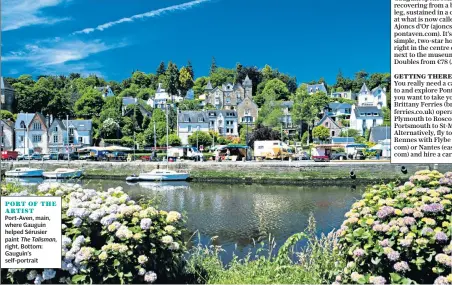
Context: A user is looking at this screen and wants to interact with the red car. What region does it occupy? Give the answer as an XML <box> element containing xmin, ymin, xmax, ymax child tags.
<box><xmin>1</xmin><ymin>151</ymin><xmax>19</xmax><ymax>160</ymax></box>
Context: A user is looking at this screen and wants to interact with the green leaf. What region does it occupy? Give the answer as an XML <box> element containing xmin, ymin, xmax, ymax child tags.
<box><xmin>72</xmin><ymin>275</ymin><xmax>86</xmax><ymax>283</ymax></box>
<box><xmin>357</xmin><ymin>276</ymin><xmax>367</xmax><ymax>284</ymax></box>
<box><xmin>390</xmin><ymin>272</ymin><xmax>402</xmax><ymax>283</ymax></box>
<box><xmin>113</xmin><ymin>259</ymin><xmax>120</xmax><ymax>266</ymax></box>
<box><xmin>124</xmin><ymin>272</ymin><xmax>133</xmax><ymax>277</ymax></box>
<box><xmin>371</xmin><ymin>257</ymin><xmax>381</xmax><ymax>265</ymax></box>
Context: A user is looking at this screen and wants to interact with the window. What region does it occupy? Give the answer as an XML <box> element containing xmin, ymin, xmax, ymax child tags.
<box><xmin>325</xmin><ymin>122</ymin><xmax>329</xmax><ymax>127</ymax></box>
<box><xmin>373</xmin><ymin>119</ymin><xmax>377</xmax><ymax>127</ymax></box>
<box><xmin>373</xmin><ymin>113</ymin><xmax>378</xmax><ymax>116</ymax></box>
<box><xmin>69</xmin><ymin>128</ymin><xmax>74</xmax><ymax>135</ymax></box>
<box><xmin>20</xmin><ymin>121</ymin><xmax>26</xmax><ymax>128</ymax></box>
<box><xmin>33</xmin><ymin>122</ymin><xmax>41</xmax><ymax>130</ymax></box>
<box><xmin>32</xmin><ymin>135</ymin><xmax>42</xmax><ymax>143</ymax></box>
<box><xmin>53</xmin><ymin>135</ymin><xmax>58</xmax><ymax>143</ymax></box>
<box><xmin>332</xmin><ymin>131</ymin><xmax>335</xmax><ymax>136</ymax></box>
<box><xmin>19</xmin><ymin>136</ymin><xmax>24</xmax><ymax>142</ymax></box>
<box><xmin>53</xmin><ymin>126</ymin><xmax>58</xmax><ymax>132</ymax></box>
<box><xmin>79</xmin><ymin>137</ymin><xmax>83</xmax><ymax>144</ymax></box>
<box><xmin>226</xmin><ymin>98</ymin><xmax>231</xmax><ymax>104</ymax></box>
<box><xmin>188</xmin><ymin>125</ymin><xmax>192</xmax><ymax>132</ymax></box>
<box><xmin>198</xmin><ymin>116</ymin><xmax>203</xmax><ymax>122</ymax></box>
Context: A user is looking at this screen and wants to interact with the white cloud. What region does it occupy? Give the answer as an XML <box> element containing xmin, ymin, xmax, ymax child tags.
<box><xmin>2</xmin><ymin>39</ymin><xmax>128</xmax><ymax>76</ymax></box>
<box><xmin>2</xmin><ymin>0</ymin><xmax>70</xmax><ymax>31</ymax></box>
<box><xmin>73</xmin><ymin>0</ymin><xmax>212</xmax><ymax>35</ymax></box>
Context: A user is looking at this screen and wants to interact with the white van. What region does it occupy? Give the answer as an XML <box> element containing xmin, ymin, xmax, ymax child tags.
<box><xmin>253</xmin><ymin>140</ymin><xmax>293</xmax><ymax>160</ymax></box>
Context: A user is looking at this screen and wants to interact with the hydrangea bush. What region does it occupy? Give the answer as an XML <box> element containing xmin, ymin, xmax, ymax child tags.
<box><xmin>0</xmin><ymin>183</ymin><xmax>185</xmax><ymax>284</ymax></box>
<box><xmin>335</xmin><ymin>170</ymin><xmax>452</xmax><ymax>284</ymax></box>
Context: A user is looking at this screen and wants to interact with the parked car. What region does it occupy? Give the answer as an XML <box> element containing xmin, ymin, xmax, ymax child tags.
<box><xmin>59</xmin><ymin>152</ymin><xmax>79</xmax><ymax>160</ymax></box>
<box><xmin>18</xmin><ymin>154</ymin><xmax>30</xmax><ymax>160</ymax></box>
<box><xmin>356</xmin><ymin>150</ymin><xmax>366</xmax><ymax>160</ymax></box>
<box><xmin>43</xmin><ymin>154</ymin><xmax>51</xmax><ymax>160</ymax></box>
<box><xmin>331</xmin><ymin>152</ymin><xmax>348</xmax><ymax>160</ymax></box>
<box><xmin>298</xmin><ymin>151</ymin><xmax>310</xmax><ymax>160</ymax></box>
<box><xmin>1</xmin><ymin>150</ymin><xmax>19</xmax><ymax>160</ymax></box>
<box><xmin>78</xmin><ymin>152</ymin><xmax>91</xmax><ymax>160</ymax></box>
<box><xmin>31</xmin><ymin>153</ymin><xmax>43</xmax><ymax>160</ymax></box>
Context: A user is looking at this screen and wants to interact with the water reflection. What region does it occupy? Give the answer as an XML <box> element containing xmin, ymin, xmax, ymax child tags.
<box><xmin>7</xmin><ymin>178</ymin><xmax>364</xmax><ymax>262</ymax></box>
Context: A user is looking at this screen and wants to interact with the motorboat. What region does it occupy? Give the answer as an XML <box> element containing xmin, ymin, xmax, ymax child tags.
<box><xmin>126</xmin><ymin>175</ymin><xmax>140</xmax><ymax>182</ymax></box>
<box><xmin>43</xmin><ymin>168</ymin><xmax>83</xmax><ymax>179</ymax></box>
<box><xmin>137</xmin><ymin>169</ymin><xmax>190</xmax><ymax>181</ymax></box>
<box><xmin>5</xmin><ymin>168</ymin><xmax>44</xmax><ymax>178</ymax></box>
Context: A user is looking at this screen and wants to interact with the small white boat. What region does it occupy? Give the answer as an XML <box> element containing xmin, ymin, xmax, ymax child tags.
<box><xmin>43</xmin><ymin>168</ymin><xmax>83</xmax><ymax>179</ymax></box>
<box><xmin>137</xmin><ymin>169</ymin><xmax>190</xmax><ymax>181</ymax></box>
<box><xmin>5</xmin><ymin>168</ymin><xmax>44</xmax><ymax>178</ymax></box>
<box><xmin>126</xmin><ymin>175</ymin><xmax>140</xmax><ymax>182</ymax></box>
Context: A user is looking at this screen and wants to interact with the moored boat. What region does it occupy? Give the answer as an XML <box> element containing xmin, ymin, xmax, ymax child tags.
<box><xmin>138</xmin><ymin>169</ymin><xmax>190</xmax><ymax>181</ymax></box>
<box><xmin>43</xmin><ymin>168</ymin><xmax>83</xmax><ymax>179</ymax></box>
<box><xmin>5</xmin><ymin>168</ymin><xmax>44</xmax><ymax>178</ymax></box>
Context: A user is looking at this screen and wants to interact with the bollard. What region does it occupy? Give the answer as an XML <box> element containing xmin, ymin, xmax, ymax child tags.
<box><xmin>350</xmin><ymin>170</ymin><xmax>356</xmax><ymax>179</ymax></box>
<box><xmin>401</xmin><ymin>166</ymin><xmax>407</xmax><ymax>174</ymax></box>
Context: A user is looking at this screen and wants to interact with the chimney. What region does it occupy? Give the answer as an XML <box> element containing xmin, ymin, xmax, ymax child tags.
<box><xmin>46</xmin><ymin>115</ymin><xmax>50</xmax><ymax>127</ymax></box>
<box><xmin>50</xmin><ymin>114</ymin><xmax>54</xmax><ymax>125</ymax></box>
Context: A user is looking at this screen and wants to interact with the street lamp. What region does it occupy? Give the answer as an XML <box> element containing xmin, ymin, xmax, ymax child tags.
<box><xmin>196</xmin><ymin>126</ymin><xmax>199</xmax><ymax>150</ymax></box>
<box><xmin>245</xmin><ymin>117</ymin><xmax>249</xmax><ymax>161</ymax></box>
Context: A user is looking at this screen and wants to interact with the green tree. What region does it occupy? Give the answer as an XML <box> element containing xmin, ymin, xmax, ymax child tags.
<box><xmin>131</xmin><ymin>71</ymin><xmax>151</xmax><ymax>88</ymax></box>
<box><xmin>30</xmin><ymin>85</ymin><xmax>52</xmax><ymax>113</ymax></box>
<box><xmin>119</xmin><ymin>86</ymin><xmax>139</xmax><ymax>98</ymax></box>
<box><xmin>188</xmin><ymin>131</ymin><xmax>212</xmax><ymax>148</ymax></box>
<box><xmin>17</xmin><ymin>74</ymin><xmax>34</xmax><ymax>86</ymax></box>
<box><xmin>210</xmin><ymin>68</ymin><xmax>235</xmax><ymax>87</ymax></box>
<box><xmin>261</xmin><ymin>78</ymin><xmax>290</xmax><ymax>101</ymax></box>
<box><xmin>74</xmin><ymin>88</ymin><xmax>104</xmax><ymax>118</ymax></box>
<box><xmin>186</xmin><ymin>60</ymin><xmax>194</xmax><ymax>79</ymax></box>
<box><xmin>121</xmin><ymin>117</ymin><xmax>134</xmax><ymax>137</ymax></box>
<box><xmin>193</xmin><ymin>77</ymin><xmax>208</xmax><ymax>97</ymax></box>
<box><xmin>179</xmin><ymin>67</ymin><xmax>194</xmax><ymax>96</ymax></box>
<box><xmin>164</xmin><ymin>62</ymin><xmax>180</xmax><ymax>96</ymax></box>
<box><xmin>158</xmin><ymin>134</ymin><xmax>181</xmax><ymax>147</ymax></box>
<box><xmin>0</xmin><ymin>110</ymin><xmax>14</xmax><ymax>120</ymax></box>
<box><xmin>210</xmin><ymin>57</ymin><xmax>217</xmax><ymax>75</ymax></box>
<box><xmin>312</xmin><ymin>126</ymin><xmax>330</xmax><ymax>142</ymax></box>
<box><xmin>46</xmin><ymin>90</ymin><xmax>72</xmax><ymax>118</ymax></box>
<box><xmin>137</xmin><ymin>88</ymin><xmax>155</xmax><ymax>100</ymax></box>
<box><xmin>178</xmin><ymin>100</ymin><xmax>201</xmax><ymax>111</ymax></box>
<box><xmin>144</xmin><ymin>121</ymin><xmax>166</xmax><ymax>146</ymax></box>
<box><xmin>151</xmin><ymin>108</ymin><xmax>166</xmax><ymax>123</ymax></box>
<box><xmin>156</xmin><ymin>62</ymin><xmax>166</xmax><ymax>77</ymax></box>
<box><xmin>12</xmin><ymin>82</ymin><xmax>33</xmax><ymax>112</ymax></box>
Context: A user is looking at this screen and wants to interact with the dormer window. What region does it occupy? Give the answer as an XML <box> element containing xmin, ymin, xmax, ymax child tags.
<box><xmin>54</xmin><ymin>126</ymin><xmax>58</xmax><ymax>132</ymax></box>
<box><xmin>373</xmin><ymin>113</ymin><xmax>378</xmax><ymax>116</ymax></box>
<box><xmin>198</xmin><ymin>116</ymin><xmax>203</xmax><ymax>122</ymax></box>
<box><xmin>20</xmin><ymin>121</ymin><xmax>26</xmax><ymax>128</ymax></box>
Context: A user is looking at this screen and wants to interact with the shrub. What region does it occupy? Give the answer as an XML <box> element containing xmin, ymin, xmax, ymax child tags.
<box><xmin>336</xmin><ymin>170</ymin><xmax>452</xmax><ymax>284</ymax></box>
<box><xmin>188</xmin><ymin>131</ymin><xmax>212</xmax><ymax>148</ymax></box>
<box><xmin>1</xmin><ymin>183</ymin><xmax>185</xmax><ymax>284</ymax></box>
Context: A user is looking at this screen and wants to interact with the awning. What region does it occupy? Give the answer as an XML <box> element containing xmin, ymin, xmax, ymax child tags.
<box><xmin>369</xmin><ymin>144</ymin><xmax>383</xmax><ymax>150</ymax></box>
<box><xmin>104</xmin><ymin>146</ymin><xmax>133</xmax><ymax>151</ymax></box>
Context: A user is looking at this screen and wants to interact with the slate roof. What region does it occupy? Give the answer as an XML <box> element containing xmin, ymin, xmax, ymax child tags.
<box><xmin>242</xmin><ymin>75</ymin><xmax>252</xmax><ymax>86</ymax></box>
<box><xmin>206</xmin><ymin>110</ymin><xmax>237</xmax><ymax>117</ymax></box>
<box><xmin>329</xmin><ymin>102</ymin><xmax>351</xmax><ymax>109</ymax></box>
<box><xmin>331</xmin><ymin>137</ymin><xmax>355</xmax><ymax>144</ymax></box>
<box><xmin>205</xmin><ymin>81</ymin><xmax>213</xmax><ymax>90</ymax></box>
<box><xmin>1</xmin><ymin>77</ymin><xmax>13</xmax><ymax>90</ymax></box>
<box><xmin>369</xmin><ymin>126</ymin><xmax>391</xmax><ymax>143</ymax></box>
<box><xmin>354</xmin><ymin>106</ymin><xmax>382</xmax><ymax>117</ymax></box>
<box><xmin>315</xmin><ymin>114</ymin><xmax>341</xmax><ymax>128</ymax></box>
<box><xmin>64</xmin><ymin>120</ymin><xmax>93</xmax><ymax>131</ymax></box>
<box><xmin>178</xmin><ymin>111</ymin><xmax>209</xmax><ymax>123</ymax></box>
<box><xmin>15</xmin><ymin>113</ymin><xmax>35</xmax><ymax>129</ymax></box>
<box><xmin>307</xmin><ymin>83</ymin><xmax>327</xmax><ymax>94</ymax></box>
<box><xmin>359</xmin><ymin>83</ymin><xmax>370</xmax><ymax>94</ymax></box>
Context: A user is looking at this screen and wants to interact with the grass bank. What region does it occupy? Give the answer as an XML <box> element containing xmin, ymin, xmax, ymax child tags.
<box><xmin>185</xmin><ymin>215</ymin><xmax>344</xmax><ymax>284</ymax></box>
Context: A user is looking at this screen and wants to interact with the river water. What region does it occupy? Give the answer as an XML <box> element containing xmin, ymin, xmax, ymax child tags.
<box><xmin>7</xmin><ymin>178</ymin><xmax>365</xmax><ymax>262</ymax></box>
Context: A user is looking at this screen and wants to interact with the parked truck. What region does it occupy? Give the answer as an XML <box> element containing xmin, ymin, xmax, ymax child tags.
<box><xmin>167</xmin><ymin>146</ymin><xmax>204</xmax><ymax>161</ymax></box>
<box><xmin>253</xmin><ymin>140</ymin><xmax>293</xmax><ymax>160</ymax></box>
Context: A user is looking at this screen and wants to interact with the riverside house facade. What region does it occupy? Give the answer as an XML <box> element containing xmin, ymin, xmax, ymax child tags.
<box><xmin>349</xmin><ymin>105</ymin><xmax>383</xmax><ymax>135</ymax></box>
<box><xmin>206</xmin><ymin>110</ymin><xmax>239</xmax><ymax>137</ymax></box>
<box><xmin>0</xmin><ymin>119</ymin><xmax>14</xmax><ymax>151</ymax></box>
<box><xmin>178</xmin><ymin>111</ymin><xmax>210</xmax><ymax>145</ymax></box>
<box><xmin>14</xmin><ymin>112</ymin><xmax>49</xmax><ymax>154</ymax></box>
<box><xmin>48</xmin><ymin>119</ymin><xmax>93</xmax><ymax>153</ymax></box>
<box><xmin>204</xmin><ymin>75</ymin><xmax>253</xmax><ymax>110</ymax></box>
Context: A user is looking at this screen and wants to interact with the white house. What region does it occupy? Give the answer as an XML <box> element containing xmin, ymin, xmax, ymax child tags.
<box><xmin>177</xmin><ymin>111</ymin><xmax>210</xmax><ymax>145</ymax></box>
<box><xmin>331</xmin><ymin>90</ymin><xmax>355</xmax><ymax>100</ymax></box>
<box><xmin>349</xmin><ymin>105</ymin><xmax>384</xmax><ymax>135</ymax></box>
<box><xmin>14</xmin><ymin>113</ymin><xmax>49</xmax><ymax>154</ymax></box>
<box><xmin>149</xmin><ymin>83</ymin><xmax>184</xmax><ymax>109</ymax></box>
<box><xmin>328</xmin><ymin>102</ymin><xmax>352</xmax><ymax>119</ymax></box>
<box><xmin>357</xmin><ymin>83</ymin><xmax>387</xmax><ymax>108</ymax></box>
<box><xmin>206</xmin><ymin>110</ymin><xmax>239</xmax><ymax>137</ymax></box>
<box><xmin>306</xmin><ymin>83</ymin><xmax>327</xmax><ymax>94</ymax></box>
<box><xmin>48</xmin><ymin>119</ymin><xmax>93</xmax><ymax>153</ymax></box>
<box><xmin>0</xmin><ymin>119</ymin><xmax>14</xmax><ymax>151</ymax></box>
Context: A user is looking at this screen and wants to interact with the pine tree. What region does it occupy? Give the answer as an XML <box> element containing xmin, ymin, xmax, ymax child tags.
<box><xmin>156</xmin><ymin>62</ymin><xmax>166</xmax><ymax>77</ymax></box>
<box><xmin>187</xmin><ymin>60</ymin><xmax>194</xmax><ymax>79</ymax></box>
<box><xmin>210</xmin><ymin>56</ymin><xmax>217</xmax><ymax>75</ymax></box>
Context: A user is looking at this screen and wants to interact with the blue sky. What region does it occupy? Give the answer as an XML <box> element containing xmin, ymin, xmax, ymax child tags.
<box><xmin>2</xmin><ymin>0</ymin><xmax>390</xmax><ymax>85</ymax></box>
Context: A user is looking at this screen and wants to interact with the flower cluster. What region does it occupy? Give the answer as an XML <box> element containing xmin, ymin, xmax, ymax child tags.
<box><xmin>337</xmin><ymin>170</ymin><xmax>452</xmax><ymax>284</ymax></box>
<box><xmin>1</xmin><ymin>183</ymin><xmax>185</xmax><ymax>285</ymax></box>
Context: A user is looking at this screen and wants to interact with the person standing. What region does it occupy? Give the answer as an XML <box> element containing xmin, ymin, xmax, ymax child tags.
<box><xmin>226</xmin><ymin>148</ymin><xmax>230</xmax><ymax>161</ymax></box>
